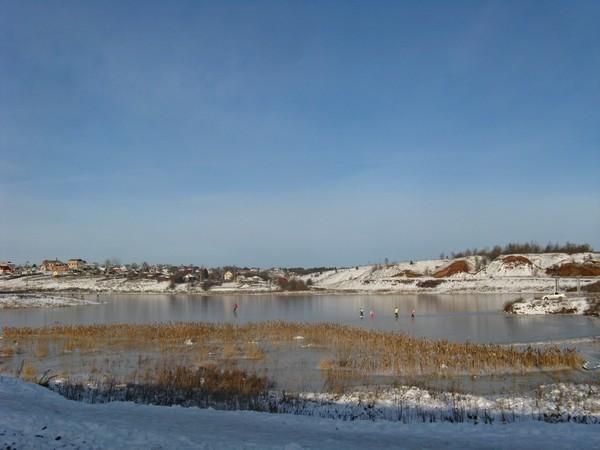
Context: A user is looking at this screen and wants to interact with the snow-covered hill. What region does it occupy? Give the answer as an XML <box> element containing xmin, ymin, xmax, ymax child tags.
<box><xmin>303</xmin><ymin>252</ymin><xmax>600</xmax><ymax>293</ymax></box>
<box><xmin>0</xmin><ymin>253</ymin><xmax>598</xmax><ymax>296</ymax></box>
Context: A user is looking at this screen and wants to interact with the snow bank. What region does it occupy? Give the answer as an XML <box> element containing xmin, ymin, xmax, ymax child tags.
<box><xmin>507</xmin><ymin>297</ymin><xmax>592</xmax><ymax>315</ymax></box>
<box><xmin>294</xmin><ymin>383</ymin><xmax>600</xmax><ymax>424</ymax></box>
<box><xmin>47</xmin><ymin>378</ymin><xmax>600</xmax><ymax>425</ymax></box>
<box><xmin>0</xmin><ymin>293</ymin><xmax>100</xmax><ymax>309</ymax></box>
<box><xmin>1</xmin><ymin>376</ymin><xmax>599</xmax><ymax>449</ymax></box>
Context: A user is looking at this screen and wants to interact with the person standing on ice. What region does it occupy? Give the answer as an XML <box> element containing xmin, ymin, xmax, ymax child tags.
<box><xmin>411</xmin><ymin>309</ymin><xmax>416</xmax><ymax>318</ymax></box>
<box><xmin>369</xmin><ymin>310</ymin><xmax>375</xmax><ymax>319</ymax></box>
<box><xmin>233</xmin><ymin>303</ymin><xmax>239</xmax><ymax>313</ymax></box>
<box><xmin>394</xmin><ymin>307</ymin><xmax>399</xmax><ymax>319</ymax></box>
<box><xmin>359</xmin><ymin>308</ymin><xmax>364</xmax><ymax>319</ymax></box>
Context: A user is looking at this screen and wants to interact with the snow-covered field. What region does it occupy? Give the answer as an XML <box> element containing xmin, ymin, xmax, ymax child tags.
<box><xmin>0</xmin><ymin>293</ymin><xmax>100</xmax><ymax>309</ymax></box>
<box><xmin>1</xmin><ymin>376</ymin><xmax>599</xmax><ymax>449</ymax></box>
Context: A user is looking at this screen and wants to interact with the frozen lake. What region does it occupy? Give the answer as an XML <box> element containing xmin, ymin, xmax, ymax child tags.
<box><xmin>1</xmin><ymin>293</ymin><xmax>599</xmax><ymax>345</ymax></box>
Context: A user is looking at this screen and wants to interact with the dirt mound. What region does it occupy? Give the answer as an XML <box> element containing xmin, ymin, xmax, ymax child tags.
<box><xmin>502</xmin><ymin>255</ymin><xmax>532</xmax><ymax>267</ymax></box>
<box><xmin>546</xmin><ymin>263</ymin><xmax>600</xmax><ymax>277</ymax></box>
<box><xmin>392</xmin><ymin>270</ymin><xmax>422</xmax><ymax>278</ymax></box>
<box><xmin>433</xmin><ymin>260</ymin><xmax>469</xmax><ymax>278</ymax></box>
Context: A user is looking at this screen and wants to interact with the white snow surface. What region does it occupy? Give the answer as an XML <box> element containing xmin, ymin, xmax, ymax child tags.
<box><xmin>0</xmin><ymin>293</ymin><xmax>100</xmax><ymax>309</ymax></box>
<box><xmin>508</xmin><ymin>296</ymin><xmax>592</xmax><ymax>315</ymax></box>
<box><xmin>1</xmin><ymin>376</ymin><xmax>599</xmax><ymax>450</ymax></box>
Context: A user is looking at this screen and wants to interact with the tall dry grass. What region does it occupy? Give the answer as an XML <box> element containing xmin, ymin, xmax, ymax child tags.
<box><xmin>155</xmin><ymin>365</ymin><xmax>268</xmax><ymax>397</ymax></box>
<box><xmin>3</xmin><ymin>322</ymin><xmax>582</xmax><ymax>377</ymax></box>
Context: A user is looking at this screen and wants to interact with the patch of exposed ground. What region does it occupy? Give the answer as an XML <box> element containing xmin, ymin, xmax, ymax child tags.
<box><xmin>502</xmin><ymin>256</ymin><xmax>533</xmax><ymax>267</ymax></box>
<box><xmin>546</xmin><ymin>262</ymin><xmax>600</xmax><ymax>277</ymax></box>
<box><xmin>392</xmin><ymin>270</ymin><xmax>422</xmax><ymax>278</ymax></box>
<box><xmin>433</xmin><ymin>260</ymin><xmax>470</xmax><ymax>278</ymax></box>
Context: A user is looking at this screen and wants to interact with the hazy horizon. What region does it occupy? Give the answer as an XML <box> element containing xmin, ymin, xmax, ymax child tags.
<box><xmin>2</xmin><ymin>1</ymin><xmax>599</xmax><ymax>266</ymax></box>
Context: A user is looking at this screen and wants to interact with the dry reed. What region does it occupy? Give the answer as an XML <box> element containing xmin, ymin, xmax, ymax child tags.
<box><xmin>3</xmin><ymin>322</ymin><xmax>583</xmax><ymax>376</ymax></box>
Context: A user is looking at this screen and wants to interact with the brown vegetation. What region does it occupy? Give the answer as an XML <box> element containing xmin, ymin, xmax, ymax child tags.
<box><xmin>433</xmin><ymin>260</ymin><xmax>470</xmax><ymax>278</ymax></box>
<box><xmin>503</xmin><ymin>297</ymin><xmax>525</xmax><ymax>313</ymax></box>
<box><xmin>502</xmin><ymin>256</ymin><xmax>533</xmax><ymax>267</ymax></box>
<box><xmin>3</xmin><ymin>322</ymin><xmax>582</xmax><ymax>378</ymax></box>
<box><xmin>155</xmin><ymin>365</ymin><xmax>268</xmax><ymax>397</ymax></box>
<box><xmin>416</xmin><ymin>279</ymin><xmax>444</xmax><ymax>288</ymax></box>
<box><xmin>393</xmin><ymin>270</ymin><xmax>422</xmax><ymax>278</ymax></box>
<box><xmin>546</xmin><ymin>263</ymin><xmax>600</xmax><ymax>277</ymax></box>
<box><xmin>278</xmin><ymin>277</ymin><xmax>308</xmax><ymax>291</ymax></box>
<box><xmin>50</xmin><ymin>365</ymin><xmax>270</xmax><ymax>410</ymax></box>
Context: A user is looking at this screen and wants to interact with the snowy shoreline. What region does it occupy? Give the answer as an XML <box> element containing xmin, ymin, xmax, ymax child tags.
<box><xmin>0</xmin><ymin>293</ymin><xmax>101</xmax><ymax>309</ymax></box>
<box><xmin>47</xmin><ymin>378</ymin><xmax>600</xmax><ymax>425</ymax></box>
<box><xmin>506</xmin><ymin>296</ymin><xmax>599</xmax><ymax>316</ymax></box>
<box><xmin>0</xmin><ymin>274</ymin><xmax>597</xmax><ymax>296</ymax></box>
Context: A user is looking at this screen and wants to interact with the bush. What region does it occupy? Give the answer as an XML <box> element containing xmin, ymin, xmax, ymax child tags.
<box><xmin>503</xmin><ymin>297</ymin><xmax>525</xmax><ymax>313</ymax></box>
<box><xmin>278</xmin><ymin>277</ymin><xmax>307</xmax><ymax>291</ymax></box>
<box><xmin>202</xmin><ymin>279</ymin><xmax>221</xmax><ymax>291</ymax></box>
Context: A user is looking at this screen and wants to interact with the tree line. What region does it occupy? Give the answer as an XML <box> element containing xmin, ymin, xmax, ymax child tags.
<box><xmin>441</xmin><ymin>242</ymin><xmax>594</xmax><ymax>261</ymax></box>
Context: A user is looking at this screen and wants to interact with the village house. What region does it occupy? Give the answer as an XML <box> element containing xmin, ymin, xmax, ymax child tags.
<box><xmin>68</xmin><ymin>258</ymin><xmax>87</xmax><ymax>271</ymax></box>
<box><xmin>40</xmin><ymin>259</ymin><xmax>69</xmax><ymax>274</ymax></box>
<box><xmin>223</xmin><ymin>270</ymin><xmax>234</xmax><ymax>281</ymax></box>
<box><xmin>183</xmin><ymin>273</ymin><xmax>197</xmax><ymax>282</ymax></box>
<box><xmin>0</xmin><ymin>262</ymin><xmax>14</xmax><ymax>274</ymax></box>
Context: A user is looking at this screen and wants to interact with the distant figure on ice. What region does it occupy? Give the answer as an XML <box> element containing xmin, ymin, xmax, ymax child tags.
<box><xmin>394</xmin><ymin>307</ymin><xmax>399</xmax><ymax>319</ymax></box>
<box><xmin>233</xmin><ymin>303</ymin><xmax>239</xmax><ymax>313</ymax></box>
<box><xmin>369</xmin><ymin>310</ymin><xmax>375</xmax><ymax>319</ymax></box>
<box><xmin>411</xmin><ymin>309</ymin><xmax>416</xmax><ymax>318</ymax></box>
<box><xmin>359</xmin><ymin>308</ymin><xmax>364</xmax><ymax>319</ymax></box>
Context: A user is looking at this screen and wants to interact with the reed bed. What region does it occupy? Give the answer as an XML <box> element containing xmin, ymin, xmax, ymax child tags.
<box><xmin>155</xmin><ymin>365</ymin><xmax>268</xmax><ymax>397</ymax></box>
<box><xmin>2</xmin><ymin>322</ymin><xmax>582</xmax><ymax>376</ymax></box>
<box><xmin>50</xmin><ymin>364</ymin><xmax>270</xmax><ymax>411</ymax></box>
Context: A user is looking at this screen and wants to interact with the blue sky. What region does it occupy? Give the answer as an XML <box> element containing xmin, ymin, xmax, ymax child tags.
<box><xmin>1</xmin><ymin>0</ymin><xmax>599</xmax><ymax>266</ymax></box>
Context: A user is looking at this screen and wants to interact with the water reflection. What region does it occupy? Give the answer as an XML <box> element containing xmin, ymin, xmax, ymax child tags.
<box><xmin>1</xmin><ymin>293</ymin><xmax>598</xmax><ymax>344</ymax></box>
